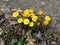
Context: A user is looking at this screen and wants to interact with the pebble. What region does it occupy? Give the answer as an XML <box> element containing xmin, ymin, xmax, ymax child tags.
<box><xmin>51</xmin><ymin>41</ymin><xmax>56</xmax><ymax>45</ymax></box>
<box><xmin>41</xmin><ymin>1</ymin><xmax>46</xmax><ymax>6</ymax></box>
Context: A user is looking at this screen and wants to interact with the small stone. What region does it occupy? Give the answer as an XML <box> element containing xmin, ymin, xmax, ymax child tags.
<box><xmin>41</xmin><ymin>1</ymin><xmax>46</xmax><ymax>6</ymax></box>
<box><xmin>11</xmin><ymin>9</ymin><xmax>17</xmax><ymax>11</ymax></box>
<box><xmin>51</xmin><ymin>41</ymin><xmax>56</xmax><ymax>45</ymax></box>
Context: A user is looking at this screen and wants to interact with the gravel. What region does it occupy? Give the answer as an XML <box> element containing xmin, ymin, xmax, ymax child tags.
<box><xmin>0</xmin><ymin>0</ymin><xmax>60</xmax><ymax>45</ymax></box>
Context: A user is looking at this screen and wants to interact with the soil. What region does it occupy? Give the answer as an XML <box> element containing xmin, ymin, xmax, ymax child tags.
<box><xmin>0</xmin><ymin>0</ymin><xmax>60</xmax><ymax>45</ymax></box>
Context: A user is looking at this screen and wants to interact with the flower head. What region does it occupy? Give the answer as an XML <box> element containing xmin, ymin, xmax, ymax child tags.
<box><xmin>45</xmin><ymin>16</ymin><xmax>51</xmax><ymax>21</ymax></box>
<box><xmin>37</xmin><ymin>10</ymin><xmax>43</xmax><ymax>15</ymax></box>
<box><xmin>13</xmin><ymin>11</ymin><xmax>19</xmax><ymax>18</ymax></box>
<box><xmin>17</xmin><ymin>18</ymin><xmax>23</xmax><ymax>23</ymax></box>
<box><xmin>29</xmin><ymin>22</ymin><xmax>34</xmax><ymax>27</ymax></box>
<box><xmin>32</xmin><ymin>16</ymin><xmax>38</xmax><ymax>22</ymax></box>
<box><xmin>29</xmin><ymin>9</ymin><xmax>34</xmax><ymax>13</ymax></box>
<box><xmin>24</xmin><ymin>9</ymin><xmax>29</xmax><ymax>15</ymax></box>
<box><xmin>22</xmin><ymin>13</ymin><xmax>27</xmax><ymax>17</ymax></box>
<box><xmin>23</xmin><ymin>19</ymin><xmax>30</xmax><ymax>25</ymax></box>
<box><xmin>22</xmin><ymin>9</ymin><xmax>31</xmax><ymax>17</ymax></box>
<box><xmin>44</xmin><ymin>20</ymin><xmax>49</xmax><ymax>25</ymax></box>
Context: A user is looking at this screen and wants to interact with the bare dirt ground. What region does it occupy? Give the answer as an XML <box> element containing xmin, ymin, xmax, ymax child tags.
<box><xmin>0</xmin><ymin>0</ymin><xmax>60</xmax><ymax>45</ymax></box>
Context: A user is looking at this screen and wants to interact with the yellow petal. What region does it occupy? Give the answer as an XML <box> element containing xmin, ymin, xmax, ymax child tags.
<box><xmin>45</xmin><ymin>16</ymin><xmax>51</xmax><ymax>21</ymax></box>
<box><xmin>29</xmin><ymin>9</ymin><xmax>34</xmax><ymax>13</ymax></box>
<box><xmin>23</xmin><ymin>19</ymin><xmax>30</xmax><ymax>25</ymax></box>
<box><xmin>22</xmin><ymin>13</ymin><xmax>28</xmax><ymax>17</ymax></box>
<box><xmin>17</xmin><ymin>18</ymin><xmax>23</xmax><ymax>23</ymax></box>
<box><xmin>32</xmin><ymin>16</ymin><xmax>38</xmax><ymax>22</ymax></box>
<box><xmin>13</xmin><ymin>11</ymin><xmax>19</xmax><ymax>18</ymax></box>
<box><xmin>24</xmin><ymin>9</ymin><xmax>29</xmax><ymax>15</ymax></box>
<box><xmin>44</xmin><ymin>20</ymin><xmax>49</xmax><ymax>25</ymax></box>
<box><xmin>37</xmin><ymin>10</ymin><xmax>43</xmax><ymax>15</ymax></box>
<box><xmin>29</xmin><ymin>22</ymin><xmax>34</xmax><ymax>27</ymax></box>
<box><xmin>27</xmin><ymin>13</ymin><xmax>32</xmax><ymax>17</ymax></box>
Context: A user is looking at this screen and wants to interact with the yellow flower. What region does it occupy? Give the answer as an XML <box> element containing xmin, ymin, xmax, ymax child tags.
<box><xmin>23</xmin><ymin>19</ymin><xmax>30</xmax><ymax>25</ymax></box>
<box><xmin>22</xmin><ymin>13</ymin><xmax>27</xmax><ymax>17</ymax></box>
<box><xmin>22</xmin><ymin>9</ymin><xmax>31</xmax><ymax>17</ymax></box>
<box><xmin>45</xmin><ymin>16</ymin><xmax>51</xmax><ymax>21</ymax></box>
<box><xmin>24</xmin><ymin>9</ymin><xmax>29</xmax><ymax>15</ymax></box>
<box><xmin>17</xmin><ymin>18</ymin><xmax>23</xmax><ymax>23</ymax></box>
<box><xmin>44</xmin><ymin>20</ymin><xmax>49</xmax><ymax>25</ymax></box>
<box><xmin>37</xmin><ymin>10</ymin><xmax>43</xmax><ymax>15</ymax></box>
<box><xmin>13</xmin><ymin>11</ymin><xmax>19</xmax><ymax>18</ymax></box>
<box><xmin>32</xmin><ymin>16</ymin><xmax>38</xmax><ymax>22</ymax></box>
<box><xmin>29</xmin><ymin>22</ymin><xmax>34</xmax><ymax>27</ymax></box>
<box><xmin>29</xmin><ymin>9</ymin><xmax>34</xmax><ymax>13</ymax></box>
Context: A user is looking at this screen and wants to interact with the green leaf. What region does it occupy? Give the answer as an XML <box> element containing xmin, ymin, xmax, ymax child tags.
<box><xmin>28</xmin><ymin>29</ymin><xmax>32</xmax><ymax>33</ymax></box>
<box><xmin>22</xmin><ymin>34</ymin><xmax>26</xmax><ymax>39</ymax></box>
<box><xmin>17</xmin><ymin>40</ymin><xmax>23</xmax><ymax>45</ymax></box>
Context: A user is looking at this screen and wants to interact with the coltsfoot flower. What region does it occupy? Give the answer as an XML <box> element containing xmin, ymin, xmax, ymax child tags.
<box><xmin>17</xmin><ymin>18</ymin><xmax>23</xmax><ymax>23</ymax></box>
<box><xmin>32</xmin><ymin>16</ymin><xmax>38</xmax><ymax>22</ymax></box>
<box><xmin>23</xmin><ymin>19</ymin><xmax>30</xmax><ymax>25</ymax></box>
<box><xmin>29</xmin><ymin>9</ymin><xmax>34</xmax><ymax>13</ymax></box>
<box><xmin>22</xmin><ymin>13</ymin><xmax>28</xmax><ymax>17</ymax></box>
<box><xmin>13</xmin><ymin>11</ymin><xmax>19</xmax><ymax>18</ymax></box>
<box><xmin>45</xmin><ymin>16</ymin><xmax>51</xmax><ymax>21</ymax></box>
<box><xmin>29</xmin><ymin>22</ymin><xmax>34</xmax><ymax>27</ymax></box>
<box><xmin>37</xmin><ymin>10</ymin><xmax>43</xmax><ymax>15</ymax></box>
<box><xmin>24</xmin><ymin>9</ymin><xmax>29</xmax><ymax>15</ymax></box>
<box><xmin>44</xmin><ymin>20</ymin><xmax>49</xmax><ymax>25</ymax></box>
<box><xmin>22</xmin><ymin>9</ymin><xmax>32</xmax><ymax>17</ymax></box>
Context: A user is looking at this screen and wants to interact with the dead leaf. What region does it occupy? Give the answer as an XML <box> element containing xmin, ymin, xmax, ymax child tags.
<box><xmin>26</xmin><ymin>33</ymin><xmax>35</xmax><ymax>42</ymax></box>
<box><xmin>27</xmin><ymin>42</ymin><xmax>35</xmax><ymax>45</ymax></box>
<box><xmin>9</xmin><ymin>21</ymin><xmax>17</xmax><ymax>25</ymax></box>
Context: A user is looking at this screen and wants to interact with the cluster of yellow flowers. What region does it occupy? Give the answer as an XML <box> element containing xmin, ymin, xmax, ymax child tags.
<box><xmin>44</xmin><ymin>16</ymin><xmax>51</xmax><ymax>25</ymax></box>
<box><xmin>12</xmin><ymin>9</ymin><xmax>51</xmax><ymax>27</ymax></box>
